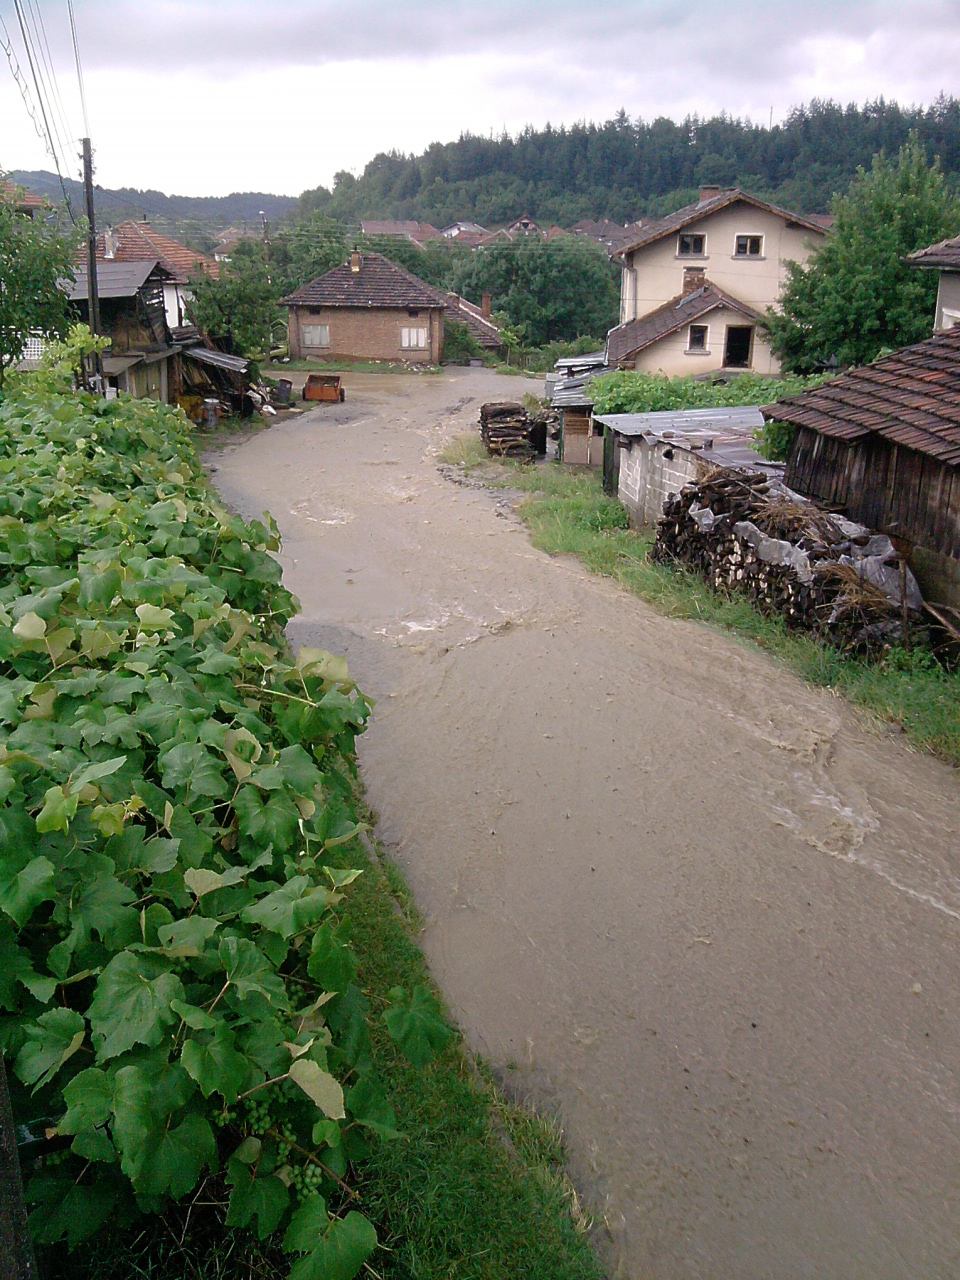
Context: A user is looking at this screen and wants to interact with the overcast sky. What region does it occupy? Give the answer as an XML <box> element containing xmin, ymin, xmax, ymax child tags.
<box><xmin>2</xmin><ymin>1</ymin><xmax>959</xmax><ymax>198</ymax></box>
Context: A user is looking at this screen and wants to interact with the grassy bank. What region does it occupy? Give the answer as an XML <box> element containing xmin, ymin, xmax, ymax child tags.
<box><xmin>441</xmin><ymin>440</ymin><xmax>960</xmax><ymax>767</ymax></box>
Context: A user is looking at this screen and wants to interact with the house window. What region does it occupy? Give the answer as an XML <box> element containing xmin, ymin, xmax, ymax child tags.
<box><xmin>687</xmin><ymin>324</ymin><xmax>708</xmax><ymax>352</ymax></box>
<box><xmin>678</xmin><ymin>233</ymin><xmax>705</xmax><ymax>256</ymax></box>
<box><xmin>401</xmin><ymin>326</ymin><xmax>428</xmax><ymax>349</ymax></box>
<box><xmin>735</xmin><ymin>235</ymin><xmax>763</xmax><ymax>257</ymax></box>
<box><xmin>302</xmin><ymin>323</ymin><xmax>329</xmax><ymax>347</ymax></box>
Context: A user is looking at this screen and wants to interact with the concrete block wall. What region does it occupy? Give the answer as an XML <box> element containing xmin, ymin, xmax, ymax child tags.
<box><xmin>618</xmin><ymin>438</ymin><xmax>698</xmax><ymax>526</ymax></box>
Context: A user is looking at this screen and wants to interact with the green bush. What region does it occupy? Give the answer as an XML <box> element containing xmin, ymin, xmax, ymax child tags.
<box><xmin>0</xmin><ymin>382</ymin><xmax>444</xmax><ymax>1278</ymax></box>
<box><xmin>441</xmin><ymin>318</ymin><xmax>482</xmax><ymax>365</ymax></box>
<box><xmin>590</xmin><ymin>369</ymin><xmax>825</xmax><ymax>416</ymax></box>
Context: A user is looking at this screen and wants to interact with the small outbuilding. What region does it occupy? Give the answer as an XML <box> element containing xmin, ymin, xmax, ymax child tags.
<box><xmin>595</xmin><ymin>406</ymin><xmax>775</xmax><ymax>524</ymax></box>
<box><xmin>281</xmin><ymin>252</ymin><xmax>446</xmax><ymax>364</ymax></box>
<box><xmin>548</xmin><ymin>352</ymin><xmax>608</xmax><ymax>466</ymax></box>
<box><xmin>768</xmin><ymin>326</ymin><xmax>960</xmax><ymax>606</ymax></box>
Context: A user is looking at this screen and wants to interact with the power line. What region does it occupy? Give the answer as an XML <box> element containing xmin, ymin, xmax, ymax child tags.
<box><xmin>11</xmin><ymin>0</ymin><xmax>76</xmax><ymax>221</ymax></box>
<box><xmin>0</xmin><ymin>14</ymin><xmax>47</xmax><ymax>149</ymax></box>
<box><xmin>28</xmin><ymin>0</ymin><xmax>77</xmax><ymax>169</ymax></box>
<box><xmin>22</xmin><ymin>0</ymin><xmax>71</xmax><ymax>176</ymax></box>
<box><xmin>65</xmin><ymin>0</ymin><xmax>87</xmax><ymax>137</ymax></box>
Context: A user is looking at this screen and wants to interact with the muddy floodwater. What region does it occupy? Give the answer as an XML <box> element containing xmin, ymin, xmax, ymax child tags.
<box><xmin>209</xmin><ymin>368</ymin><xmax>960</xmax><ymax>1279</ymax></box>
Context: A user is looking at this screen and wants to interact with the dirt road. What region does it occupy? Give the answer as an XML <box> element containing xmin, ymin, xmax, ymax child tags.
<box><xmin>209</xmin><ymin>369</ymin><xmax>960</xmax><ymax>1280</ymax></box>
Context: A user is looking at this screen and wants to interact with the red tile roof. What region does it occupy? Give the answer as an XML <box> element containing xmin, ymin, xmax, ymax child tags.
<box><xmin>1</xmin><ymin>180</ymin><xmax>45</xmax><ymax>212</ymax></box>
<box><xmin>768</xmin><ymin>326</ymin><xmax>960</xmax><ymax>467</ymax></box>
<box><xmin>279</xmin><ymin>252</ymin><xmax>446</xmax><ymax>310</ymax></box>
<box><xmin>615</xmin><ymin>189</ymin><xmax>827</xmax><ymax>258</ymax></box>
<box><xmin>606</xmin><ymin>285</ymin><xmax>760</xmax><ymax>366</ymax></box>
<box><xmin>92</xmin><ymin>221</ymin><xmax>219</xmax><ymax>282</ymax></box>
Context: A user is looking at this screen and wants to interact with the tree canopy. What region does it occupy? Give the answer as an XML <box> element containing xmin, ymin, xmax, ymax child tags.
<box><xmin>0</xmin><ymin>184</ymin><xmax>77</xmax><ymax>387</ymax></box>
<box><xmin>764</xmin><ymin>137</ymin><xmax>960</xmax><ymax>371</ymax></box>
<box><xmin>298</xmin><ymin>97</ymin><xmax>960</xmax><ymax>227</ymax></box>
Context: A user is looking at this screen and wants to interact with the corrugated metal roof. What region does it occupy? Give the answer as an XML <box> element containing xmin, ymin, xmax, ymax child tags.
<box><xmin>182</xmin><ymin>346</ymin><xmax>250</xmax><ymax>374</ymax></box>
<box><xmin>595</xmin><ymin>406</ymin><xmax>765</xmax><ymax>438</ymax></box>
<box><xmin>67</xmin><ymin>259</ymin><xmax>167</xmax><ymax>300</ymax></box>
<box><xmin>767</xmin><ymin>326</ymin><xmax>960</xmax><ymax>467</ymax></box>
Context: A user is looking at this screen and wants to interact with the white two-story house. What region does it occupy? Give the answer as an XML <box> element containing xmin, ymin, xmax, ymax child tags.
<box><xmin>607</xmin><ymin>187</ymin><xmax>828</xmax><ymax>375</ymax></box>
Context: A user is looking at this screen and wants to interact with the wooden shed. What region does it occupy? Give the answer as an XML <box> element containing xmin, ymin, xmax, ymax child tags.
<box><xmin>768</xmin><ymin>328</ymin><xmax>960</xmax><ymax>606</ymax></box>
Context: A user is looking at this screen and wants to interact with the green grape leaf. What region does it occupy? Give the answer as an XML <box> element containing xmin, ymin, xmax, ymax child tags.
<box><xmin>0</xmin><ymin>854</ymin><xmax>55</xmax><ymax>925</ymax></box>
<box><xmin>219</xmin><ymin>936</ymin><xmax>287</xmax><ymax>1005</ymax></box>
<box><xmin>29</xmin><ymin>1179</ymin><xmax>117</xmax><ymax>1248</ymax></box>
<box><xmin>70</xmin><ymin>1129</ymin><xmax>117</xmax><ymax>1164</ymax></box>
<box><xmin>88</xmin><ymin>953</ymin><xmax>184</xmax><ymax>1060</ymax></box>
<box><xmin>181</xmin><ymin>1028</ymin><xmax>251</xmax><ymax>1104</ymax></box>
<box><xmin>225</xmin><ymin>1158</ymin><xmax>290</xmax><ymax>1240</ymax></box>
<box><xmin>307</xmin><ymin>922</ymin><xmax>357</xmax><ymax>992</ymax></box>
<box><xmin>156</xmin><ymin>915</ymin><xmax>219</xmax><ymax>955</ymax></box>
<box><xmin>241</xmin><ymin>876</ymin><xmax>331</xmax><ymax>939</ymax></box>
<box><xmin>139</xmin><ymin>1113</ymin><xmax>217</xmax><ymax>1199</ymax></box>
<box><xmin>288</xmin><ymin>1211</ymin><xmax>377</xmax><ymax>1280</ymax></box>
<box><xmin>282</xmin><ymin>1194</ymin><xmax>329</xmax><ymax>1253</ymax></box>
<box><xmin>346</xmin><ymin>1075</ymin><xmax>400</xmax><ymax>1140</ymax></box>
<box><xmin>60</xmin><ymin>1067</ymin><xmax>113</xmax><ymax>1133</ymax></box>
<box><xmin>382</xmin><ymin>985</ymin><xmax>452</xmax><ymax>1067</ymax></box>
<box><xmin>35</xmin><ymin>785</ymin><xmax>78</xmax><ymax>834</ymax></box>
<box><xmin>14</xmin><ymin>1007</ymin><xmax>85</xmax><ymax>1090</ymax></box>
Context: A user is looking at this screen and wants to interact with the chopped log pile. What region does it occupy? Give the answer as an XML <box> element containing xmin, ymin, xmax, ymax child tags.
<box><xmin>653</xmin><ymin>466</ymin><xmax>925</xmax><ymax>653</ymax></box>
<box><xmin>479</xmin><ymin>402</ymin><xmax>549</xmax><ymax>460</ymax></box>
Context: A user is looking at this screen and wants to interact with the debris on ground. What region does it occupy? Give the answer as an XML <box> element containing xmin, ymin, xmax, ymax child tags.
<box><xmin>653</xmin><ymin>466</ymin><xmax>926</xmax><ymax>653</ymax></box>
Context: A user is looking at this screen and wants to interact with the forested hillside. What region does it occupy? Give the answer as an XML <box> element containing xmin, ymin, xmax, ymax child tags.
<box><xmin>300</xmin><ymin>97</ymin><xmax>960</xmax><ymax>225</ymax></box>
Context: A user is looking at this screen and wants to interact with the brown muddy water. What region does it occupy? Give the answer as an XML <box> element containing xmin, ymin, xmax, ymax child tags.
<box><xmin>209</xmin><ymin>368</ymin><xmax>960</xmax><ymax>1280</ymax></box>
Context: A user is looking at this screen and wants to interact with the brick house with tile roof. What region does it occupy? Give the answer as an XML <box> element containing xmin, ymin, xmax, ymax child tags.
<box><xmin>608</xmin><ymin>187</ymin><xmax>826</xmax><ymax>376</ymax></box>
<box><xmin>280</xmin><ymin>251</ymin><xmax>447</xmax><ymax>363</ymax></box>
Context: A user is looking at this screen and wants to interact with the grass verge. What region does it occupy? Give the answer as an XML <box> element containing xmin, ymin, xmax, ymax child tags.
<box><xmin>263</xmin><ymin>359</ymin><xmax>442</xmax><ymax>375</ymax></box>
<box><xmin>440</xmin><ymin>438</ymin><xmax>960</xmax><ymax>767</ymax></box>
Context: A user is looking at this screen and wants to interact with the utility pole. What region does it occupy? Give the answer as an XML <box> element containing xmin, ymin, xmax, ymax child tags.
<box><xmin>82</xmin><ymin>137</ymin><xmax>102</xmax><ymax>389</ymax></box>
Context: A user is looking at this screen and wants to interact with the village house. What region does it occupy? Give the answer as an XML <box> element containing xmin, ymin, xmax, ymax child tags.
<box><xmin>91</xmin><ymin>220</ymin><xmax>219</xmax><ymax>329</ymax></box>
<box><xmin>281</xmin><ymin>251</ymin><xmax>446</xmax><ymax>364</ymax></box>
<box><xmin>907</xmin><ymin>233</ymin><xmax>960</xmax><ymax>331</ymax></box>
<box><xmin>768</xmin><ymin>326</ymin><xmax>960</xmax><ymax>607</ymax></box>
<box><xmin>360</xmin><ymin>219</ymin><xmax>441</xmax><ymax>246</ymax></box>
<box><xmin>607</xmin><ymin>187</ymin><xmax>827</xmax><ymax>376</ymax></box>
<box><xmin>1</xmin><ymin>178</ymin><xmax>45</xmax><ymax>218</ymax></box>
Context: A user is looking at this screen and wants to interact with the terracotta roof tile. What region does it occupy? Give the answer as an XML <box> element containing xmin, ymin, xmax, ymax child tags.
<box><xmin>606</xmin><ymin>285</ymin><xmax>760</xmax><ymax>365</ymax></box>
<box><xmin>91</xmin><ymin>221</ymin><xmax>219</xmax><ymax>282</ymax></box>
<box><xmin>907</xmin><ymin>233</ymin><xmax>960</xmax><ymax>271</ymax></box>
<box><xmin>279</xmin><ymin>252</ymin><xmax>446</xmax><ymax>310</ymax></box>
<box><xmin>768</xmin><ymin>326</ymin><xmax>960</xmax><ymax>467</ymax></box>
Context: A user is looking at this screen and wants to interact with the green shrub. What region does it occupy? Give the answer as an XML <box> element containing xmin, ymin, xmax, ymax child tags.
<box><xmin>0</xmin><ymin>383</ymin><xmax>444</xmax><ymax>1279</ymax></box>
<box><xmin>591</xmin><ymin>369</ymin><xmax>825</xmax><ymax>416</ymax></box>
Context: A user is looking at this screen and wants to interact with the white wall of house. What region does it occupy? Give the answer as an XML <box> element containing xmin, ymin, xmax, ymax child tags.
<box><xmin>620</xmin><ymin>202</ymin><xmax>823</xmax><ymax>324</ymax></box>
<box><xmin>934</xmin><ymin>271</ymin><xmax>960</xmax><ymax>331</ymax></box>
<box><xmin>624</xmin><ymin>303</ymin><xmax>778</xmax><ymax>377</ymax></box>
<box><xmin>163</xmin><ymin>284</ymin><xmax>190</xmax><ymax>330</ymax></box>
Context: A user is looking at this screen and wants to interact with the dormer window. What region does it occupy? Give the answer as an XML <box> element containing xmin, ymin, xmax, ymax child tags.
<box><xmin>735</xmin><ymin>235</ymin><xmax>763</xmax><ymax>257</ymax></box>
<box><xmin>678</xmin><ymin>233</ymin><xmax>705</xmax><ymax>256</ymax></box>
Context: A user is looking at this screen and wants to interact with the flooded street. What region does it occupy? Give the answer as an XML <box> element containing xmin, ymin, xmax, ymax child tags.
<box><xmin>209</xmin><ymin>368</ymin><xmax>960</xmax><ymax>1280</ymax></box>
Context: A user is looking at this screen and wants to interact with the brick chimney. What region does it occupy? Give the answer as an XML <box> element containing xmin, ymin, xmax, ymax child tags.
<box><xmin>699</xmin><ymin>185</ymin><xmax>722</xmax><ymax>203</ymax></box>
<box><xmin>350</xmin><ymin>251</ymin><xmax>361</xmax><ymax>273</ymax></box>
<box><xmin>682</xmin><ymin>267</ymin><xmax>706</xmax><ymax>296</ymax></box>
<box><xmin>481</xmin><ymin>292</ymin><xmax>492</xmax><ymax>319</ymax></box>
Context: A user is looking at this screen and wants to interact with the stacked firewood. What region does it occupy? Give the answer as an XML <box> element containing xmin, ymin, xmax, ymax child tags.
<box><xmin>653</xmin><ymin>467</ymin><xmax>924</xmax><ymax>654</ymax></box>
<box><xmin>479</xmin><ymin>402</ymin><xmax>537</xmax><ymax>459</ymax></box>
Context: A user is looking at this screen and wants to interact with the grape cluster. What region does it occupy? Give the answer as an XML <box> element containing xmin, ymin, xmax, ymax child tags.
<box><xmin>290</xmin><ymin>1160</ymin><xmax>324</xmax><ymax>1200</ymax></box>
<box><xmin>243</xmin><ymin>1096</ymin><xmax>274</xmax><ymax>1137</ymax></box>
<box><xmin>213</xmin><ymin>1107</ymin><xmax>237</xmax><ymax>1129</ymax></box>
<box><xmin>276</xmin><ymin>1124</ymin><xmax>296</xmax><ymax>1162</ymax></box>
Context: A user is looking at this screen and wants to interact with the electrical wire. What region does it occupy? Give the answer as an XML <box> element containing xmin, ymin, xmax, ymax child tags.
<box><xmin>0</xmin><ymin>14</ymin><xmax>47</xmax><ymax>149</ymax></box>
<box><xmin>65</xmin><ymin>0</ymin><xmax>88</xmax><ymax>137</ymax></box>
<box><xmin>28</xmin><ymin>0</ymin><xmax>77</xmax><ymax>169</ymax></box>
<box><xmin>22</xmin><ymin>0</ymin><xmax>71</xmax><ymax>177</ymax></box>
<box><xmin>11</xmin><ymin>0</ymin><xmax>76</xmax><ymax>221</ymax></box>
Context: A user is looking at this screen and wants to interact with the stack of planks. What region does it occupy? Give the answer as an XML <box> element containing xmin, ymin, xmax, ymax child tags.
<box><xmin>653</xmin><ymin>466</ymin><xmax>924</xmax><ymax>654</ymax></box>
<box><xmin>480</xmin><ymin>402</ymin><xmax>536</xmax><ymax>459</ymax></box>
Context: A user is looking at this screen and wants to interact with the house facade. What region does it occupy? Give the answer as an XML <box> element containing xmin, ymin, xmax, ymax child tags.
<box><xmin>93</xmin><ymin>221</ymin><xmax>219</xmax><ymax>329</ymax></box>
<box><xmin>608</xmin><ymin>188</ymin><xmax>826</xmax><ymax>376</ymax></box>
<box><xmin>907</xmin><ymin>234</ymin><xmax>960</xmax><ymax>331</ymax></box>
<box><xmin>281</xmin><ymin>252</ymin><xmax>445</xmax><ymax>364</ymax></box>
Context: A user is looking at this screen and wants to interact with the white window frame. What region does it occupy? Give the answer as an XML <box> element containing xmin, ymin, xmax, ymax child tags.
<box><xmin>401</xmin><ymin>326</ymin><xmax>428</xmax><ymax>350</ymax></box>
<box><xmin>301</xmin><ymin>323</ymin><xmax>329</xmax><ymax>348</ymax></box>
<box><xmin>734</xmin><ymin>233</ymin><xmax>764</xmax><ymax>258</ymax></box>
<box><xmin>686</xmin><ymin>323</ymin><xmax>709</xmax><ymax>354</ymax></box>
<box><xmin>677</xmin><ymin>232</ymin><xmax>706</xmax><ymax>257</ymax></box>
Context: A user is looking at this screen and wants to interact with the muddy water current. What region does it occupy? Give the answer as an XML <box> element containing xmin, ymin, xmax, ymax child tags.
<box><xmin>209</xmin><ymin>369</ymin><xmax>960</xmax><ymax>1279</ymax></box>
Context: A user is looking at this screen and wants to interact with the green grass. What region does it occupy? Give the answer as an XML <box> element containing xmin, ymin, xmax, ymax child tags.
<box><xmin>55</xmin><ymin>797</ymin><xmax>605</xmax><ymax>1280</ymax></box>
<box><xmin>445</xmin><ymin>440</ymin><xmax>960</xmax><ymax>767</ymax></box>
<box><xmin>263</xmin><ymin>359</ymin><xmax>442</xmax><ymax>375</ymax></box>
